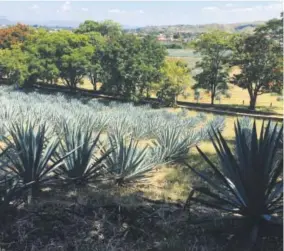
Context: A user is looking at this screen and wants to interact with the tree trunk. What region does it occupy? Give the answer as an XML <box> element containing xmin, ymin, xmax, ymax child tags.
<box><xmin>211</xmin><ymin>93</ymin><xmax>215</xmax><ymax>105</ymax></box>
<box><xmin>173</xmin><ymin>95</ymin><xmax>178</xmax><ymax>107</ymax></box>
<box><xmin>146</xmin><ymin>87</ymin><xmax>150</xmax><ymax>98</ymax></box>
<box><xmin>91</xmin><ymin>75</ymin><xmax>97</xmax><ymax>91</ymax></box>
<box><xmin>249</xmin><ymin>96</ymin><xmax>257</xmax><ymax>110</ymax></box>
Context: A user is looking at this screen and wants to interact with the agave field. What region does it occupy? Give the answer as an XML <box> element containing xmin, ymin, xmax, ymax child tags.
<box><xmin>0</xmin><ymin>86</ymin><xmax>282</xmax><ymax>251</ymax></box>
<box><xmin>0</xmin><ymin>85</ymin><xmax>225</xmax><ymax>186</ymax></box>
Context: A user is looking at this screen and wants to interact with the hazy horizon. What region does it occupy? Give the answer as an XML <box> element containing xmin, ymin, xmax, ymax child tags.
<box><xmin>0</xmin><ymin>1</ymin><xmax>282</xmax><ymax>27</ymax></box>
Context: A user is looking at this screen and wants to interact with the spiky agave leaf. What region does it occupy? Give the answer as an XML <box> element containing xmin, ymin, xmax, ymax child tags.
<box><xmin>152</xmin><ymin>124</ymin><xmax>201</xmax><ymax>163</ymax></box>
<box><xmin>103</xmin><ymin>134</ymin><xmax>156</xmax><ymax>185</ymax></box>
<box><xmin>185</xmin><ymin>120</ymin><xmax>283</xmax><ymax>245</ymax></box>
<box><xmin>0</xmin><ymin>146</ymin><xmax>22</xmax><ymax>211</ymax></box>
<box><xmin>107</xmin><ymin>116</ymin><xmax>132</xmax><ymax>142</ymax></box>
<box><xmin>55</xmin><ymin>121</ymin><xmax>112</xmax><ymax>185</ymax></box>
<box><xmin>201</xmin><ymin>116</ymin><xmax>225</xmax><ymax>140</ymax></box>
<box><xmin>1</xmin><ymin>119</ymin><xmax>76</xmax><ymax>196</ymax></box>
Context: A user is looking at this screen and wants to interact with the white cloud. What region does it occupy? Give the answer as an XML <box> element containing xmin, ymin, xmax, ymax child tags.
<box><xmin>203</xmin><ymin>3</ymin><xmax>281</xmax><ymax>15</ymax></box>
<box><xmin>229</xmin><ymin>7</ymin><xmax>253</xmax><ymax>13</ymax></box>
<box><xmin>81</xmin><ymin>7</ymin><xmax>88</xmax><ymax>12</ymax></box>
<box><xmin>108</xmin><ymin>9</ymin><xmax>125</xmax><ymax>14</ymax></box>
<box><xmin>57</xmin><ymin>1</ymin><xmax>71</xmax><ymax>13</ymax></box>
<box><xmin>201</xmin><ymin>3</ymin><xmax>281</xmax><ymax>24</ymax></box>
<box><xmin>30</xmin><ymin>4</ymin><xmax>39</xmax><ymax>10</ymax></box>
<box><xmin>108</xmin><ymin>9</ymin><xmax>144</xmax><ymax>15</ymax></box>
<box><xmin>202</xmin><ymin>6</ymin><xmax>220</xmax><ymax>12</ymax></box>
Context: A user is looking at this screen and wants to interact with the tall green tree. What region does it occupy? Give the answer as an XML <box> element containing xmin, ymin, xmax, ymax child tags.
<box><xmin>27</xmin><ymin>30</ymin><xmax>94</xmax><ymax>89</ymax></box>
<box><xmin>255</xmin><ymin>12</ymin><xmax>283</xmax><ymax>50</ymax></box>
<box><xmin>230</xmin><ymin>16</ymin><xmax>283</xmax><ymax>110</ymax></box>
<box><xmin>100</xmin><ymin>34</ymin><xmax>166</xmax><ymax>100</ymax></box>
<box><xmin>192</xmin><ymin>31</ymin><xmax>232</xmax><ymax>105</ymax></box>
<box><xmin>24</xmin><ymin>29</ymin><xmax>60</xmax><ymax>85</ymax></box>
<box><xmin>75</xmin><ymin>20</ymin><xmax>122</xmax><ymax>37</ymax></box>
<box><xmin>155</xmin><ymin>58</ymin><xmax>191</xmax><ymax>106</ymax></box>
<box><xmin>0</xmin><ymin>45</ymin><xmax>29</xmax><ymax>86</ymax></box>
<box><xmin>86</xmin><ymin>32</ymin><xmax>106</xmax><ymax>90</ymax></box>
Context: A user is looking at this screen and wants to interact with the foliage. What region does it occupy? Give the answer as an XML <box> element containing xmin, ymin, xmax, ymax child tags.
<box><xmin>100</xmin><ymin>34</ymin><xmax>167</xmax><ymax>100</ymax></box>
<box><xmin>152</xmin><ymin>125</ymin><xmax>201</xmax><ymax>163</ymax></box>
<box><xmin>23</xmin><ymin>30</ymin><xmax>60</xmax><ymax>85</ymax></box>
<box><xmin>230</xmin><ymin>15</ymin><xmax>283</xmax><ymax>110</ymax></box>
<box><xmin>87</xmin><ymin>32</ymin><xmax>106</xmax><ymax>90</ymax></box>
<box><xmin>0</xmin><ymin>145</ymin><xmax>27</xmax><ymax>212</ymax></box>
<box><xmin>155</xmin><ymin>58</ymin><xmax>190</xmax><ymax>106</ymax></box>
<box><xmin>0</xmin><ymin>23</ymin><xmax>32</xmax><ymax>49</ymax></box>
<box><xmin>24</xmin><ymin>30</ymin><xmax>94</xmax><ymax>89</ymax></box>
<box><xmin>185</xmin><ymin>120</ymin><xmax>283</xmax><ymax>248</ymax></box>
<box><xmin>255</xmin><ymin>13</ymin><xmax>283</xmax><ymax>51</ymax></box>
<box><xmin>192</xmin><ymin>30</ymin><xmax>233</xmax><ymax>104</ymax></box>
<box><xmin>0</xmin><ymin>46</ymin><xmax>29</xmax><ymax>86</ymax></box>
<box><xmin>1</xmin><ymin>120</ymin><xmax>73</xmax><ymax>200</ymax></box>
<box><xmin>104</xmin><ymin>134</ymin><xmax>156</xmax><ymax>185</ymax></box>
<box><xmin>76</xmin><ymin>20</ymin><xmax>123</xmax><ymax>37</ymax></box>
<box><xmin>55</xmin><ymin>122</ymin><xmax>112</xmax><ymax>185</ymax></box>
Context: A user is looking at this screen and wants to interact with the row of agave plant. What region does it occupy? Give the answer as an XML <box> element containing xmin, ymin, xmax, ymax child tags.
<box><xmin>0</xmin><ymin>87</ymin><xmax>224</xmax><ymax>205</ymax></box>
<box><xmin>0</xmin><ymin>86</ymin><xmax>282</xmax><ymax>249</ymax></box>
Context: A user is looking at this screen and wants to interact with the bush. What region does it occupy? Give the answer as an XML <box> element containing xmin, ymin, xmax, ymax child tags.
<box><xmin>185</xmin><ymin>120</ymin><xmax>283</xmax><ymax>249</ymax></box>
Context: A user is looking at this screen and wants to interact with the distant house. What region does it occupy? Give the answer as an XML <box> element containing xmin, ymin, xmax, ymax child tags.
<box><xmin>157</xmin><ymin>33</ymin><xmax>167</xmax><ymax>41</ymax></box>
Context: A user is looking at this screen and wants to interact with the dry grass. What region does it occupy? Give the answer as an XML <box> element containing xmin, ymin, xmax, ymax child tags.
<box><xmin>138</xmin><ymin>109</ymin><xmax>267</xmax><ymax>203</ymax></box>
<box><xmin>75</xmin><ymin>67</ymin><xmax>283</xmax><ymax>115</ymax></box>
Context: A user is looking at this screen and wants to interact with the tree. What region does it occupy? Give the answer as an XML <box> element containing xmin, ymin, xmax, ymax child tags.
<box><xmin>57</xmin><ymin>32</ymin><xmax>94</xmax><ymax>89</ymax></box>
<box><xmin>76</xmin><ymin>20</ymin><xmax>122</xmax><ymax>37</ymax></box>
<box><xmin>100</xmin><ymin>34</ymin><xmax>166</xmax><ymax>100</ymax></box>
<box><xmin>192</xmin><ymin>31</ymin><xmax>232</xmax><ymax>105</ymax></box>
<box><xmin>156</xmin><ymin>58</ymin><xmax>191</xmax><ymax>106</ymax></box>
<box><xmin>23</xmin><ymin>29</ymin><xmax>60</xmax><ymax>85</ymax></box>
<box><xmin>87</xmin><ymin>32</ymin><xmax>106</xmax><ymax>91</ymax></box>
<box><xmin>230</xmin><ymin>23</ymin><xmax>282</xmax><ymax>109</ymax></box>
<box><xmin>0</xmin><ymin>23</ymin><xmax>33</xmax><ymax>49</ymax></box>
<box><xmin>0</xmin><ymin>46</ymin><xmax>29</xmax><ymax>86</ymax></box>
<box><xmin>255</xmin><ymin>12</ymin><xmax>283</xmax><ymax>50</ymax></box>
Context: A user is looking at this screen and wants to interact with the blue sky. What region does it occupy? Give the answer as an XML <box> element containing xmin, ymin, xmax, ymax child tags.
<box><xmin>0</xmin><ymin>1</ymin><xmax>282</xmax><ymax>26</ymax></box>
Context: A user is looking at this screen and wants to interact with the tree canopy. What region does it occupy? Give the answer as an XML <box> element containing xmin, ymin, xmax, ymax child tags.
<box><xmin>0</xmin><ymin>15</ymin><xmax>282</xmax><ymax>109</ymax></box>
<box><xmin>75</xmin><ymin>20</ymin><xmax>122</xmax><ymax>37</ymax></box>
<box><xmin>99</xmin><ymin>34</ymin><xmax>167</xmax><ymax>100</ymax></box>
<box><xmin>191</xmin><ymin>30</ymin><xmax>233</xmax><ymax>104</ymax></box>
<box><xmin>156</xmin><ymin>58</ymin><xmax>191</xmax><ymax>106</ymax></box>
<box><xmin>230</xmin><ymin>31</ymin><xmax>282</xmax><ymax>109</ymax></box>
<box><xmin>0</xmin><ymin>23</ymin><xmax>33</xmax><ymax>49</ymax></box>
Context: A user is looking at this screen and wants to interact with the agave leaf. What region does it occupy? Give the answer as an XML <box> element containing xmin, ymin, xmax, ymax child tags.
<box><xmin>186</xmin><ymin>119</ymin><xmax>283</xmax><ymax>239</ymax></box>
<box><xmin>104</xmin><ymin>133</ymin><xmax>156</xmax><ymax>185</ymax></box>
<box><xmin>55</xmin><ymin>121</ymin><xmax>112</xmax><ymax>185</ymax></box>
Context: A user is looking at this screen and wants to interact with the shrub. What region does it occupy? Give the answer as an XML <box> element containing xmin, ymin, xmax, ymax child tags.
<box><xmin>1</xmin><ymin>120</ymin><xmax>75</xmax><ymax>202</ymax></box>
<box><xmin>152</xmin><ymin>124</ymin><xmax>202</xmax><ymax>163</ymax></box>
<box><xmin>55</xmin><ymin>122</ymin><xmax>112</xmax><ymax>186</ymax></box>
<box><xmin>185</xmin><ymin>120</ymin><xmax>283</xmax><ymax>248</ymax></box>
<box><xmin>104</xmin><ymin>134</ymin><xmax>156</xmax><ymax>185</ymax></box>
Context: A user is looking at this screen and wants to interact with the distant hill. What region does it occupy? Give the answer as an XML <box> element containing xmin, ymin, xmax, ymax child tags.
<box><xmin>129</xmin><ymin>21</ymin><xmax>265</xmax><ymax>35</ymax></box>
<box><xmin>0</xmin><ymin>18</ymin><xmax>264</xmax><ymax>33</ymax></box>
<box><xmin>0</xmin><ymin>16</ymin><xmax>13</xmax><ymax>26</ymax></box>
